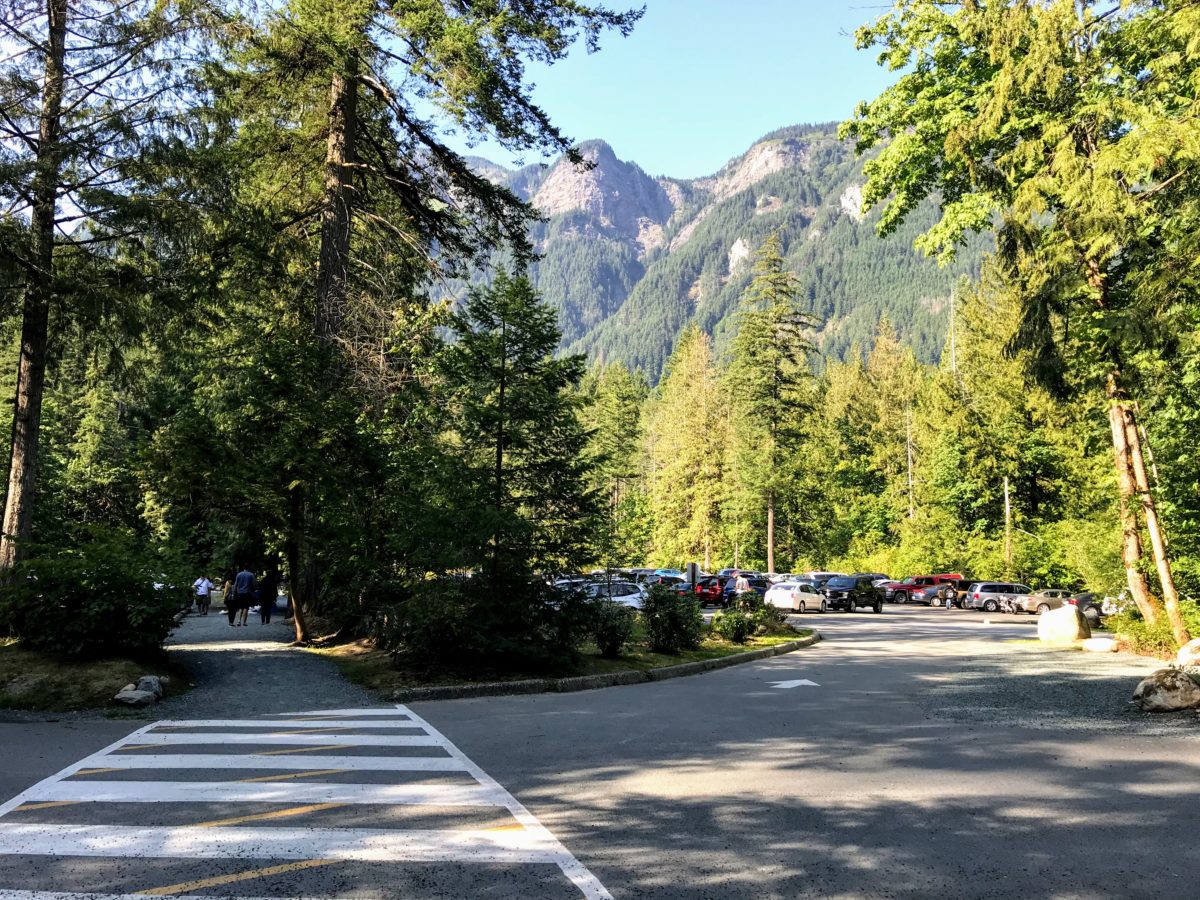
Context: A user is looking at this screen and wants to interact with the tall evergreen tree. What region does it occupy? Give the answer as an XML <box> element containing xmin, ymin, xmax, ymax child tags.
<box><xmin>724</xmin><ymin>231</ymin><xmax>817</xmax><ymax>573</ymax></box>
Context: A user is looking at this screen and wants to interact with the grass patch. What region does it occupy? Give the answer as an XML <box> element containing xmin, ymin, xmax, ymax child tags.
<box><xmin>0</xmin><ymin>638</ymin><xmax>188</xmax><ymax>712</ymax></box>
<box><xmin>309</xmin><ymin>623</ymin><xmax>813</xmax><ymax>697</ymax></box>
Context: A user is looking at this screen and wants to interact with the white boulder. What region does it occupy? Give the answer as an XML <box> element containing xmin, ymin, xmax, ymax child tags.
<box><xmin>1038</xmin><ymin>606</ymin><xmax>1091</xmax><ymax>646</ymax></box>
<box><xmin>136</xmin><ymin>675</ymin><xmax>164</xmax><ymax>698</ymax></box>
<box><xmin>1132</xmin><ymin>668</ymin><xmax>1200</xmax><ymax>712</ymax></box>
<box><xmin>1175</xmin><ymin>638</ymin><xmax>1200</xmax><ymax>668</ymax></box>
<box><xmin>114</xmin><ymin>687</ymin><xmax>157</xmax><ymax>707</ymax></box>
<box><xmin>1082</xmin><ymin>637</ymin><xmax>1118</xmax><ymax>653</ymax></box>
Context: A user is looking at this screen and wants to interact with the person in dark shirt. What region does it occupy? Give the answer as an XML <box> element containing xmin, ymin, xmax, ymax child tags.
<box><xmin>230</xmin><ymin>564</ymin><xmax>256</xmax><ymax>627</ymax></box>
<box><xmin>258</xmin><ymin>568</ymin><xmax>280</xmax><ymax>625</ymax></box>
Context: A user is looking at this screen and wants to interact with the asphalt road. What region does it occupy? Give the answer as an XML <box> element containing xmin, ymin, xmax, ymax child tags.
<box><xmin>0</xmin><ymin>606</ymin><xmax>1196</xmax><ymax>899</ymax></box>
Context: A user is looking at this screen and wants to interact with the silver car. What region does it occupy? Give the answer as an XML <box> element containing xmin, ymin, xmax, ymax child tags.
<box><xmin>1011</xmin><ymin>588</ymin><xmax>1072</xmax><ymax>615</ymax></box>
<box><xmin>963</xmin><ymin>582</ymin><xmax>1033</xmax><ymax>612</ymax></box>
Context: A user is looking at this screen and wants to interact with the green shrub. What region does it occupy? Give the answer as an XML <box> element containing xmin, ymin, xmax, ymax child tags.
<box><xmin>640</xmin><ymin>584</ymin><xmax>702</xmax><ymax>654</ymax></box>
<box><xmin>1</xmin><ymin>530</ymin><xmax>187</xmax><ymax>657</ymax></box>
<box><xmin>751</xmin><ymin>604</ymin><xmax>786</xmax><ymax>629</ymax></box>
<box><xmin>733</xmin><ymin>589</ymin><xmax>766</xmax><ymax>613</ymax></box>
<box><xmin>711</xmin><ymin>610</ymin><xmax>751</xmax><ymax>644</ymax></box>
<box><xmin>590</xmin><ymin>599</ymin><xmax>635</xmax><ymax>658</ymax></box>
<box><xmin>1108</xmin><ymin>599</ymin><xmax>1200</xmax><ymax>658</ymax></box>
<box><xmin>373</xmin><ymin>574</ymin><xmax>591</xmax><ymax>671</ymax></box>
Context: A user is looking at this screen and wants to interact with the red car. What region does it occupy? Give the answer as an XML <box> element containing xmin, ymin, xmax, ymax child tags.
<box><xmin>882</xmin><ymin>574</ymin><xmax>963</xmax><ymax>604</ymax></box>
<box><xmin>694</xmin><ymin>576</ymin><xmax>725</xmax><ymax>607</ymax></box>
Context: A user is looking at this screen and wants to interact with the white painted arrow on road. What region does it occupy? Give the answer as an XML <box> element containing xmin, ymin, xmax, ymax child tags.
<box><xmin>768</xmin><ymin>679</ymin><xmax>819</xmax><ymax>688</ymax></box>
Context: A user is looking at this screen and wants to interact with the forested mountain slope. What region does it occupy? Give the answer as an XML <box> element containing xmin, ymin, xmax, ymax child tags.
<box><xmin>474</xmin><ymin>124</ymin><xmax>989</xmax><ymax>378</ymax></box>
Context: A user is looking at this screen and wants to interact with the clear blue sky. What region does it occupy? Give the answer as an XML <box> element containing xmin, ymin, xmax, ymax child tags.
<box><xmin>437</xmin><ymin>1</ymin><xmax>898</xmax><ymax>178</ymax></box>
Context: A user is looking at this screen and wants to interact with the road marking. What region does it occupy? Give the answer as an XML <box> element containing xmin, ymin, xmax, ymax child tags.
<box><xmin>768</xmin><ymin>679</ymin><xmax>820</xmax><ymax>688</ymax></box>
<box><xmin>150</xmin><ymin>719</ymin><xmax>418</xmax><ymax>729</ymax></box>
<box><xmin>24</xmin><ymin>781</ymin><xmax>506</xmax><ymax>806</ymax></box>
<box><xmin>79</xmin><ymin>754</ymin><xmax>466</xmax><ymax>771</ymax></box>
<box><xmin>132</xmin><ymin>732</ymin><xmax>443</xmax><ymax>748</ymax></box>
<box><xmin>0</xmin><ymin>893</ymin><xmax>332</xmax><ymax>900</ymax></box>
<box><xmin>135</xmin><ymin>858</ymin><xmax>335</xmax><ymax>896</ymax></box>
<box><xmin>0</xmin><ymin>823</ymin><xmax>564</xmax><ymax>863</ymax></box>
<box><xmin>0</xmin><ymin>706</ymin><xmax>611</xmax><ymax>900</ymax></box>
<box><xmin>192</xmin><ymin>802</ymin><xmax>346</xmax><ymax>828</ymax></box>
<box><xmin>234</xmin><ymin>769</ymin><xmax>345</xmax><ymax>783</ymax></box>
<box><xmin>10</xmin><ymin>802</ymin><xmax>79</xmax><ymax>813</ymax></box>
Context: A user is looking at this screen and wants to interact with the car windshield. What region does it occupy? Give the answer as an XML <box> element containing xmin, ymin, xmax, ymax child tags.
<box><xmin>826</xmin><ymin>577</ymin><xmax>855</xmax><ymax>589</ymax></box>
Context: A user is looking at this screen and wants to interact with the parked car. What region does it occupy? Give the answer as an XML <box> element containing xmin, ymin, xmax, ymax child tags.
<box><xmin>851</xmin><ymin>572</ymin><xmax>891</xmax><ymax>584</ymax></box>
<box><xmin>912</xmin><ymin>584</ymin><xmax>956</xmax><ymax>607</ymax></box>
<box><xmin>962</xmin><ymin>582</ymin><xmax>1033</xmax><ymax>612</ymax></box>
<box><xmin>1067</xmin><ymin>592</ymin><xmax>1106</xmax><ymax>626</ymax></box>
<box><xmin>823</xmin><ymin>575</ymin><xmax>884</xmax><ymax>613</ymax></box>
<box><xmin>693</xmin><ymin>576</ymin><xmax>725</xmax><ymax>607</ymax></box>
<box><xmin>654</xmin><ymin>568</ymin><xmax>685</xmax><ymax>578</ymax></box>
<box><xmin>803</xmin><ymin>571</ymin><xmax>847</xmax><ymax>592</ymax></box>
<box><xmin>586</xmin><ymin>581</ymin><xmax>646</xmax><ymax>609</ymax></box>
<box><xmin>1011</xmin><ymin>588</ymin><xmax>1072</xmax><ymax>615</ymax></box>
<box><xmin>723</xmin><ymin>577</ymin><xmax>770</xmax><ymax>605</ymax></box>
<box><xmin>882</xmin><ymin>575</ymin><xmax>955</xmax><ymax>603</ymax></box>
<box><xmin>765</xmin><ymin>581</ymin><xmax>827</xmax><ymax>613</ymax></box>
<box><xmin>940</xmin><ymin>578</ymin><xmax>976</xmax><ymax>608</ymax></box>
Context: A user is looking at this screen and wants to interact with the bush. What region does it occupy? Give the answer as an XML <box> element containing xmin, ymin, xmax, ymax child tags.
<box><xmin>751</xmin><ymin>604</ymin><xmax>786</xmax><ymax>629</ymax></box>
<box><xmin>733</xmin><ymin>589</ymin><xmax>766</xmax><ymax>613</ymax></box>
<box><xmin>590</xmin><ymin>599</ymin><xmax>635</xmax><ymax>658</ymax></box>
<box><xmin>373</xmin><ymin>574</ymin><xmax>591</xmax><ymax>671</ymax></box>
<box><xmin>711</xmin><ymin>610</ymin><xmax>751</xmax><ymax>644</ymax></box>
<box><xmin>1108</xmin><ymin>599</ymin><xmax>1200</xmax><ymax>658</ymax></box>
<box><xmin>640</xmin><ymin>584</ymin><xmax>702</xmax><ymax>654</ymax></box>
<box><xmin>1</xmin><ymin>530</ymin><xmax>187</xmax><ymax>657</ymax></box>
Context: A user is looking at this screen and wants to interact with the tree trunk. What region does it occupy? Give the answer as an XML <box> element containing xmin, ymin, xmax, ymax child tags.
<box><xmin>1121</xmin><ymin>401</ymin><xmax>1190</xmax><ymax>645</ymax></box>
<box><xmin>0</xmin><ymin>0</ymin><xmax>68</xmax><ymax>571</ymax></box>
<box><xmin>491</xmin><ymin>318</ymin><xmax>506</xmax><ymax>586</ymax></box>
<box><xmin>1106</xmin><ymin>373</ymin><xmax>1160</xmax><ymax>625</ymax></box>
<box><xmin>316</xmin><ymin>60</ymin><xmax>357</xmax><ymax>346</ymax></box>
<box><xmin>766</xmin><ymin>494</ymin><xmax>775</xmax><ymax>574</ymax></box>
<box><xmin>285</xmin><ymin>487</ymin><xmax>310</xmax><ymax>644</ymax></box>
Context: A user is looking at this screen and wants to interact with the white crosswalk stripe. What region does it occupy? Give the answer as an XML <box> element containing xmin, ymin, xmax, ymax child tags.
<box><xmin>0</xmin><ymin>705</ymin><xmax>611</xmax><ymax>900</ymax></box>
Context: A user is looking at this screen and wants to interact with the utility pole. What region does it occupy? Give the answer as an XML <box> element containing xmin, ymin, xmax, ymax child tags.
<box><xmin>1004</xmin><ymin>476</ymin><xmax>1012</xmax><ymax>578</ymax></box>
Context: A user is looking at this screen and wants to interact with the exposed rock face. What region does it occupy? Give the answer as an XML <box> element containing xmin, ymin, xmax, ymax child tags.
<box><xmin>1133</xmin><ymin>668</ymin><xmax>1200</xmax><ymax>712</ymax></box>
<box><xmin>1038</xmin><ymin>606</ymin><xmax>1091</xmax><ymax>645</ymax></box>
<box><xmin>727</xmin><ymin>237</ymin><xmax>752</xmax><ymax>273</ymax></box>
<box><xmin>839</xmin><ymin>183</ymin><xmax>865</xmax><ymax>221</ymax></box>
<box><xmin>532</xmin><ymin>141</ymin><xmax>674</xmax><ymax>256</ymax></box>
<box><xmin>696</xmin><ymin>139</ymin><xmax>810</xmax><ymax>202</ymax></box>
<box><xmin>1176</xmin><ymin>637</ymin><xmax>1200</xmax><ymax>668</ymax></box>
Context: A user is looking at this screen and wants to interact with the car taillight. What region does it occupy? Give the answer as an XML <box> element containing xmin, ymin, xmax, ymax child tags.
<box><xmin>1065</xmin><ymin>598</ymin><xmax>1077</xmax><ymax>605</ymax></box>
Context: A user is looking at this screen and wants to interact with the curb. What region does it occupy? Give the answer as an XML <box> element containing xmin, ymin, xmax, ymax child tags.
<box><xmin>389</xmin><ymin>630</ymin><xmax>823</xmax><ymax>703</ymax></box>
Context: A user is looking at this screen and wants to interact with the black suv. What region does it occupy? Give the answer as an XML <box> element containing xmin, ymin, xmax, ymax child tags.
<box><xmin>823</xmin><ymin>575</ymin><xmax>884</xmax><ymax>614</ymax></box>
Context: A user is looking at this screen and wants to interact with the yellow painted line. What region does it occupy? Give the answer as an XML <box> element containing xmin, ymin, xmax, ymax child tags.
<box><xmin>192</xmin><ymin>802</ymin><xmax>346</xmax><ymax>828</ymax></box>
<box><xmin>119</xmin><ymin>744</ymin><xmax>158</xmax><ymax>751</ymax></box>
<box><xmin>136</xmin><ymin>858</ymin><xmax>335</xmax><ymax>896</ymax></box>
<box><xmin>258</xmin><ymin>743</ymin><xmax>354</xmax><ymax>756</ymax></box>
<box><xmin>14</xmin><ymin>801</ymin><xmax>81</xmax><ymax>812</ymax></box>
<box><xmin>73</xmin><ymin>768</ymin><xmax>122</xmax><ymax>776</ymax></box>
<box><xmin>485</xmin><ymin>822</ymin><xmax>526</xmax><ymax>832</ymax></box>
<box><xmin>235</xmin><ymin>769</ymin><xmax>344</xmax><ymax>783</ymax></box>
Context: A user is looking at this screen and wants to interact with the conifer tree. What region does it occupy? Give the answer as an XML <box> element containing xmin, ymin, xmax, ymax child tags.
<box><xmin>724</xmin><ymin>232</ymin><xmax>817</xmax><ymax>573</ymax></box>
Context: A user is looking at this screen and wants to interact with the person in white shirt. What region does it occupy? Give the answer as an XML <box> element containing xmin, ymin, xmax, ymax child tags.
<box><xmin>192</xmin><ymin>576</ymin><xmax>213</xmax><ymax>616</ymax></box>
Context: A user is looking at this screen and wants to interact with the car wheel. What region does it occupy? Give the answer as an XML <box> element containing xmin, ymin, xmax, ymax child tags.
<box><xmin>1084</xmin><ymin>608</ymin><xmax>1101</xmax><ymax>626</ymax></box>
<box><xmin>896</xmin><ymin>593</ymin><xmax>907</xmax><ymax>604</ymax></box>
<box><xmin>1037</xmin><ymin>604</ymin><xmax>1050</xmax><ymax>615</ymax></box>
<box><xmin>819</xmin><ymin>598</ymin><xmax>827</xmax><ymax>613</ymax></box>
<box><xmin>874</xmin><ymin>601</ymin><xmax>882</xmax><ymax>614</ymax></box>
<box><xmin>984</xmin><ymin>599</ymin><xmax>999</xmax><ymax>612</ymax></box>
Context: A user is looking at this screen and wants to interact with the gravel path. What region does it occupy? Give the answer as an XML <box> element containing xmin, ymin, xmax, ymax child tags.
<box><xmin>153</xmin><ymin>601</ymin><xmax>379</xmax><ymax>719</ymax></box>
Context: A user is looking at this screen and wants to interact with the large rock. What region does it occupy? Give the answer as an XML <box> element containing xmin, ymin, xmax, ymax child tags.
<box><xmin>1082</xmin><ymin>637</ymin><xmax>1118</xmax><ymax>653</ymax></box>
<box><xmin>114</xmin><ymin>686</ymin><xmax>157</xmax><ymax>707</ymax></box>
<box><xmin>1038</xmin><ymin>606</ymin><xmax>1091</xmax><ymax>646</ymax></box>
<box><xmin>1133</xmin><ymin>668</ymin><xmax>1200</xmax><ymax>712</ymax></box>
<box><xmin>1176</xmin><ymin>638</ymin><xmax>1200</xmax><ymax>668</ymax></box>
<box><xmin>136</xmin><ymin>675</ymin><xmax>163</xmax><ymax>698</ymax></box>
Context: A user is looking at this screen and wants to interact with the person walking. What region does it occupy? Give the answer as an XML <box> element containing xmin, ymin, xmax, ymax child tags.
<box><xmin>192</xmin><ymin>575</ymin><xmax>213</xmax><ymax>615</ymax></box>
<box><xmin>258</xmin><ymin>568</ymin><xmax>280</xmax><ymax>625</ymax></box>
<box><xmin>230</xmin><ymin>564</ymin><xmax>256</xmax><ymax>627</ymax></box>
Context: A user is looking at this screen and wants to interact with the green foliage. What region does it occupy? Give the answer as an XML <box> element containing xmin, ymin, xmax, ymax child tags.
<box><xmin>589</xmin><ymin>599</ymin><xmax>635</xmax><ymax>658</ymax></box>
<box><xmin>375</xmin><ymin>576</ymin><xmax>591</xmax><ymax>672</ymax></box>
<box><xmin>711</xmin><ymin>610</ymin><xmax>751</xmax><ymax>644</ymax></box>
<box><xmin>1108</xmin><ymin>601</ymin><xmax>1200</xmax><ymax>659</ymax></box>
<box><xmin>639</xmin><ymin>584</ymin><xmax>702</xmax><ymax>654</ymax></box>
<box><xmin>1</xmin><ymin>530</ymin><xmax>186</xmax><ymax>657</ymax></box>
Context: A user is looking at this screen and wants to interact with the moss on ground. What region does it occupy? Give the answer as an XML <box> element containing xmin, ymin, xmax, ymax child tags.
<box><xmin>0</xmin><ymin>638</ymin><xmax>189</xmax><ymax>712</ymax></box>
<box><xmin>309</xmin><ymin>623</ymin><xmax>813</xmax><ymax>697</ymax></box>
